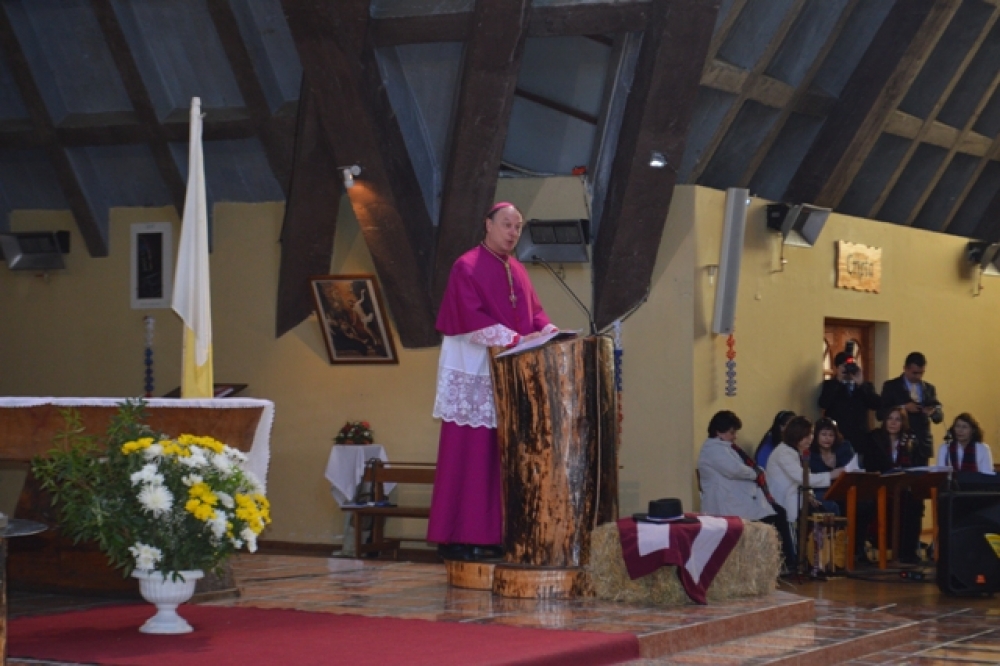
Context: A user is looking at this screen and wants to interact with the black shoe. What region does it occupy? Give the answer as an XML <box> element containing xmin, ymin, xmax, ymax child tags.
<box><xmin>469</xmin><ymin>545</ymin><xmax>503</xmax><ymax>561</ymax></box>
<box><xmin>437</xmin><ymin>543</ymin><xmax>470</xmax><ymax>561</ymax></box>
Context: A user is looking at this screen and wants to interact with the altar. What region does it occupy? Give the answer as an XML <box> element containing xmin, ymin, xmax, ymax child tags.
<box><xmin>0</xmin><ymin>397</ymin><xmax>275</xmax><ymax>594</ymax></box>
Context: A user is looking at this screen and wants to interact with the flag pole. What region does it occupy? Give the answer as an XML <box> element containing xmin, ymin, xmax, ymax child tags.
<box><xmin>171</xmin><ymin>97</ymin><xmax>214</xmax><ymax>398</ymax></box>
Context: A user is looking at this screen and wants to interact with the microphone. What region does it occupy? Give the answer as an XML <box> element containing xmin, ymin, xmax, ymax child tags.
<box><xmin>530</xmin><ymin>255</ymin><xmax>596</xmax><ymax>336</ymax></box>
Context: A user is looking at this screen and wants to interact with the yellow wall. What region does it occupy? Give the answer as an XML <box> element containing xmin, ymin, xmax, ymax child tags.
<box><xmin>692</xmin><ymin>186</ymin><xmax>1000</xmax><ymax>478</ymax></box>
<box><xmin>4</xmin><ymin>181</ymin><xmax>996</xmax><ymax>545</ymax></box>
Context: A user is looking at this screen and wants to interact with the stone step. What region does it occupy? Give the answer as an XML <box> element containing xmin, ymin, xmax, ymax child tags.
<box><xmin>627</xmin><ymin>605</ymin><xmax>920</xmax><ymax>665</ymax></box>
<box><xmin>633</xmin><ymin>592</ymin><xmax>815</xmax><ymax>658</ymax></box>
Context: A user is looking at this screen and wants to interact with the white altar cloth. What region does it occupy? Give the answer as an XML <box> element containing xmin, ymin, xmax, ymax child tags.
<box><xmin>324</xmin><ymin>444</ymin><xmax>393</xmax><ymax>506</ymax></box>
<box><xmin>0</xmin><ymin>397</ymin><xmax>274</xmax><ymax>490</ymax></box>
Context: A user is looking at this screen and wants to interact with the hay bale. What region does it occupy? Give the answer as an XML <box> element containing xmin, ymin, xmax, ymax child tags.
<box><xmin>587</xmin><ymin>520</ymin><xmax>780</xmax><ymax>605</ymax></box>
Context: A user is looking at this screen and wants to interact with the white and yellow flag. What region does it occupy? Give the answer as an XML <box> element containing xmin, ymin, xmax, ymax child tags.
<box><xmin>171</xmin><ymin>97</ymin><xmax>213</xmax><ymax>398</ymax></box>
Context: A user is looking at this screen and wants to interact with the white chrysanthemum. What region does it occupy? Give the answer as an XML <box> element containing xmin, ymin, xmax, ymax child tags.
<box><xmin>211</xmin><ymin>453</ymin><xmax>233</xmax><ymax>476</ymax></box>
<box><xmin>179</xmin><ymin>449</ymin><xmax>209</xmax><ymax>469</ymax></box>
<box><xmin>142</xmin><ymin>443</ymin><xmax>164</xmax><ymax>459</ymax></box>
<box><xmin>130</xmin><ymin>463</ymin><xmax>163</xmax><ymax>486</ymax></box>
<box><xmin>244</xmin><ymin>472</ymin><xmax>265</xmax><ymax>495</ymax></box>
<box><xmin>129</xmin><ymin>542</ymin><xmax>162</xmax><ymax>570</ymax></box>
<box><xmin>181</xmin><ymin>474</ymin><xmax>204</xmax><ymax>487</ymax></box>
<box><xmin>138</xmin><ymin>484</ymin><xmax>174</xmax><ymax>516</ymax></box>
<box><xmin>230</xmin><ymin>538</ymin><xmax>244</xmax><ymax>549</ymax></box>
<box><xmin>226</xmin><ymin>449</ymin><xmax>247</xmax><ymax>464</ymax></box>
<box><xmin>216</xmin><ymin>491</ymin><xmax>234</xmax><ymax>509</ymax></box>
<box><xmin>241</xmin><ymin>527</ymin><xmax>258</xmax><ymax>553</ymax></box>
<box><xmin>208</xmin><ymin>509</ymin><xmax>228</xmax><ymax>539</ymax></box>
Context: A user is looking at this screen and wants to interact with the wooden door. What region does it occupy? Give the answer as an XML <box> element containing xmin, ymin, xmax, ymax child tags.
<box><xmin>823</xmin><ymin>319</ymin><xmax>873</xmax><ymax>381</ymax></box>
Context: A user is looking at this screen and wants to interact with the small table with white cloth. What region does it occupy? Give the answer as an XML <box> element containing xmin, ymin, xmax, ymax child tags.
<box><xmin>325</xmin><ymin>445</ymin><xmax>394</xmax><ymax>555</ymax></box>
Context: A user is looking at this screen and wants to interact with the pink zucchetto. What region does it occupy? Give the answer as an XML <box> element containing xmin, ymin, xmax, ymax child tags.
<box><xmin>485</xmin><ymin>201</ymin><xmax>517</xmax><ymax>218</ymax></box>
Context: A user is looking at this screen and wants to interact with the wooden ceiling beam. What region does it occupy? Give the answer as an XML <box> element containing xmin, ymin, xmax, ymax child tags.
<box><xmin>371</xmin><ymin>2</ymin><xmax>649</xmax><ymax>47</ymax></box>
<box><xmin>515</xmin><ymin>87</ymin><xmax>597</xmax><ymax>125</ymax></box>
<box><xmin>0</xmin><ymin>118</ymin><xmax>278</xmax><ymax>147</ymax></box>
<box><xmin>940</xmin><ymin>70</ymin><xmax>1000</xmax><ymax>232</ymax></box>
<box><xmin>283</xmin><ymin>0</ymin><xmax>439</xmax><ymax>347</ymax></box>
<box><xmin>527</xmin><ymin>3</ymin><xmax>649</xmax><ymax>36</ymax></box>
<box><xmin>592</xmin><ymin>0</ymin><xmax>719</xmax><ymax>330</ymax></box>
<box><xmin>702</xmin><ymin>0</ymin><xmax>746</xmax><ymax>69</ymax></box>
<box><xmin>0</xmin><ymin>7</ymin><xmax>106</xmax><ymax>255</ymax></box>
<box><xmin>689</xmin><ymin>0</ymin><xmax>808</xmax><ymax>183</ymax></box>
<box><xmin>905</xmin><ymin>12</ymin><xmax>1000</xmax><ymax>228</ymax></box>
<box><xmin>205</xmin><ymin>0</ymin><xmax>294</xmax><ymax>196</ymax></box>
<box><xmin>737</xmin><ymin>0</ymin><xmax>860</xmax><ymax>188</ymax></box>
<box><xmin>972</xmin><ymin>149</ymin><xmax>1000</xmax><ymax>239</ymax></box>
<box><xmin>700</xmin><ymin>59</ymin><xmax>837</xmax><ymax>118</ymax></box>
<box><xmin>784</xmin><ymin>0</ymin><xmax>962</xmax><ymax>208</ymax></box>
<box><xmin>869</xmin><ymin>6</ymin><xmax>999</xmax><ymax>221</ymax></box>
<box><xmin>275</xmin><ymin>78</ymin><xmax>341</xmax><ymax>337</ymax></box>
<box><xmin>431</xmin><ymin>0</ymin><xmax>532</xmax><ymax>305</ymax></box>
<box><xmin>90</xmin><ymin>0</ymin><xmax>186</xmax><ymax>218</ymax></box>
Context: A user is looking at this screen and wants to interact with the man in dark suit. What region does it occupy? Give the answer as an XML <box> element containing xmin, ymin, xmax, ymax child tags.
<box><xmin>879</xmin><ymin>351</ymin><xmax>943</xmax><ymax>466</ymax></box>
<box><xmin>819</xmin><ymin>351</ymin><xmax>881</xmax><ymax>450</ymax></box>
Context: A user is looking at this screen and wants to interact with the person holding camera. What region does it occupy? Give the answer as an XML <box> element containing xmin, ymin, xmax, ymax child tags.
<box><xmin>818</xmin><ymin>351</ymin><xmax>881</xmax><ymax>452</ymax></box>
<box><xmin>878</xmin><ymin>352</ymin><xmax>942</xmax><ymax>466</ymax></box>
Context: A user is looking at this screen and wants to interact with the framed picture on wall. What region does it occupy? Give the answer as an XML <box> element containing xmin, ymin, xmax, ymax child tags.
<box><xmin>310</xmin><ymin>274</ymin><xmax>398</xmax><ymax>364</ymax></box>
<box><xmin>130</xmin><ymin>222</ymin><xmax>173</xmax><ymax>309</ymax></box>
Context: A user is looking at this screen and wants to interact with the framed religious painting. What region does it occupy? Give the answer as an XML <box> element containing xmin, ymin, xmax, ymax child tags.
<box><xmin>310</xmin><ymin>274</ymin><xmax>398</xmax><ymax>364</ymax></box>
<box><xmin>130</xmin><ymin>222</ymin><xmax>173</xmax><ymax>309</ymax></box>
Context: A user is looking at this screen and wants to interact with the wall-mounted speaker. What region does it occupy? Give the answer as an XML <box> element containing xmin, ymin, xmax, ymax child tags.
<box><xmin>937</xmin><ymin>492</ymin><xmax>1000</xmax><ymax>596</ymax></box>
<box><xmin>711</xmin><ymin>188</ymin><xmax>748</xmax><ymax>335</ymax></box>
<box><xmin>0</xmin><ymin>231</ymin><xmax>70</xmax><ymax>271</ymax></box>
<box><xmin>965</xmin><ymin>241</ymin><xmax>1000</xmax><ymax>276</ymax></box>
<box><xmin>766</xmin><ymin>203</ymin><xmax>830</xmax><ymax>248</ymax></box>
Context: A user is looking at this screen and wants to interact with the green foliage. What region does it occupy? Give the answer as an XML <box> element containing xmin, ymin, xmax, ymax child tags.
<box><xmin>334</xmin><ymin>420</ymin><xmax>373</xmax><ymax>445</ymax></box>
<box><xmin>32</xmin><ymin>400</ymin><xmax>270</xmax><ymax>576</ymax></box>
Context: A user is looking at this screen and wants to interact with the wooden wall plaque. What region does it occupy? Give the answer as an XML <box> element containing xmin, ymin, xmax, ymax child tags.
<box><xmin>836</xmin><ymin>241</ymin><xmax>881</xmax><ymax>293</ymax></box>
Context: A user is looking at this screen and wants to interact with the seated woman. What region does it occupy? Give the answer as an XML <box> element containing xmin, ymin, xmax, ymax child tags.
<box><xmin>766</xmin><ymin>416</ymin><xmax>844</xmax><ymax>563</ymax></box>
<box><xmin>809</xmin><ymin>417</ymin><xmax>856</xmax><ymax>505</ymax></box>
<box><xmin>755</xmin><ymin>410</ymin><xmax>796</xmax><ymax>468</ymax></box>
<box><xmin>810</xmin><ymin>417</ymin><xmax>873</xmax><ymax>563</ymax></box>
<box><xmin>864</xmin><ymin>407</ymin><xmax>924</xmax><ymax>563</ymax></box>
<box><xmin>696</xmin><ymin>410</ymin><xmax>797</xmax><ymax>572</ymax></box>
<box><xmin>937</xmin><ymin>412</ymin><xmax>996</xmax><ymax>474</ymax></box>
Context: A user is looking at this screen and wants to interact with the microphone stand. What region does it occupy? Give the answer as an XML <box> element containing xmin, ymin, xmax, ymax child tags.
<box><xmin>530</xmin><ymin>255</ymin><xmax>597</xmax><ymax>336</ymax></box>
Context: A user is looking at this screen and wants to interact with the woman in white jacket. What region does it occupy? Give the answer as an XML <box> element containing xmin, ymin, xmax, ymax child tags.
<box><xmin>766</xmin><ymin>416</ymin><xmax>844</xmax><ymax>525</ymax></box>
<box><xmin>936</xmin><ymin>413</ymin><xmax>995</xmax><ymax>474</ymax></box>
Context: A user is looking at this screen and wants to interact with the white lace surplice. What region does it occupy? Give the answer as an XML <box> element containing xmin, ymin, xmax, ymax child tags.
<box><xmin>432</xmin><ymin>323</ymin><xmax>558</xmax><ymax>428</ymax></box>
<box><xmin>432</xmin><ymin>324</ymin><xmax>517</xmax><ymax>428</ymax></box>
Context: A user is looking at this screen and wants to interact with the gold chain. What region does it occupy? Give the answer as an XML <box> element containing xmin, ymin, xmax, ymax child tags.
<box><xmin>481</xmin><ymin>243</ymin><xmax>517</xmax><ymax>308</ymax></box>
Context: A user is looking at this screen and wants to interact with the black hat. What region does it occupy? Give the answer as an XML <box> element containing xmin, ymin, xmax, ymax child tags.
<box><xmin>632</xmin><ymin>498</ymin><xmax>698</xmax><ymax>524</ymax></box>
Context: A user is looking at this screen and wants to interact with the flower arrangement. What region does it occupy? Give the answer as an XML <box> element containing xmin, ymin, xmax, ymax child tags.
<box><xmin>334</xmin><ymin>420</ymin><xmax>373</xmax><ymax>445</ymax></box>
<box><xmin>32</xmin><ymin>400</ymin><xmax>270</xmax><ymax>576</ymax></box>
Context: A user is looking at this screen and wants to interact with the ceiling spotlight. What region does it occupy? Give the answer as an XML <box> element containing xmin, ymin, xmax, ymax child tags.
<box><xmin>340</xmin><ymin>165</ymin><xmax>361</xmax><ymax>189</ymax></box>
<box><xmin>649</xmin><ymin>151</ymin><xmax>667</xmax><ymax>169</ymax></box>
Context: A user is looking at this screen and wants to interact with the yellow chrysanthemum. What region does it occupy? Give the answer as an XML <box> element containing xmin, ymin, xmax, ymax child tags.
<box><xmin>121</xmin><ymin>437</ymin><xmax>155</xmax><ymax>455</ymax></box>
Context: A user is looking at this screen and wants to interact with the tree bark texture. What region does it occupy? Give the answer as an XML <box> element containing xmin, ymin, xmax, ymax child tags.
<box><xmin>491</xmin><ymin>336</ymin><xmax>619</xmax><ymax>567</ymax></box>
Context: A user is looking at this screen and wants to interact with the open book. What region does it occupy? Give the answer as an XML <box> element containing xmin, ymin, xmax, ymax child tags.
<box><xmin>495</xmin><ymin>329</ymin><xmax>581</xmax><ymax>358</ymax></box>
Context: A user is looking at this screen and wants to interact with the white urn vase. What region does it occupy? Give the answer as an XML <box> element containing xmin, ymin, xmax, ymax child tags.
<box><xmin>132</xmin><ymin>569</ymin><xmax>204</xmax><ymax>634</ymax></box>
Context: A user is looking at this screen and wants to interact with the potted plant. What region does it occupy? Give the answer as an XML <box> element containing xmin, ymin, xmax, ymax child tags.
<box><xmin>334</xmin><ymin>420</ymin><xmax>374</xmax><ymax>445</ymax></box>
<box><xmin>32</xmin><ymin>400</ymin><xmax>271</xmax><ymax>633</ymax></box>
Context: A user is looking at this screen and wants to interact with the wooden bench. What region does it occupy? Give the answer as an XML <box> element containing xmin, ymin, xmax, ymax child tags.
<box><xmin>340</xmin><ymin>460</ymin><xmax>436</xmax><ymax>559</ymax></box>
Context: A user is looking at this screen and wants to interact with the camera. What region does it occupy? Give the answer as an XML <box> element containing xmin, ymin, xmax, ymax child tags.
<box><xmin>843</xmin><ymin>359</ymin><xmax>860</xmax><ymax>375</ymax></box>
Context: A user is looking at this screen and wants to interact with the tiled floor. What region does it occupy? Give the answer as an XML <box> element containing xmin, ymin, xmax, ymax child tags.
<box><xmin>8</xmin><ymin>554</ymin><xmax>1000</xmax><ymax>665</ymax></box>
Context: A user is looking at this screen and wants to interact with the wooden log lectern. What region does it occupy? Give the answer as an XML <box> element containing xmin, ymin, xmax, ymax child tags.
<box><xmin>489</xmin><ymin>335</ymin><xmax>619</xmax><ymax>598</ymax></box>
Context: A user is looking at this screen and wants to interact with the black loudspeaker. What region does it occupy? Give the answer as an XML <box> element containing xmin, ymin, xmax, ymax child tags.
<box><xmin>937</xmin><ymin>492</ymin><xmax>1000</xmax><ymax>596</ymax></box>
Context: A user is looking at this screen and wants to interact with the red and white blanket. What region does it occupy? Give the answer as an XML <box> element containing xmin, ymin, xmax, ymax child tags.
<box><xmin>616</xmin><ymin>515</ymin><xmax>744</xmax><ymax>604</ymax></box>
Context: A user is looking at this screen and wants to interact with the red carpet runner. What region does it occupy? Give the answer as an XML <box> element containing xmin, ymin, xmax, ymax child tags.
<box><xmin>9</xmin><ymin>604</ymin><xmax>641</xmax><ymax>666</ymax></box>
